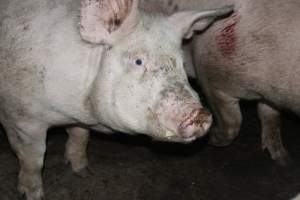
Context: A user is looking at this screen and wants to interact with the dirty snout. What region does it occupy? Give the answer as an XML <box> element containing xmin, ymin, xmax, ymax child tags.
<box><xmin>179</xmin><ymin>106</ymin><xmax>212</xmax><ymax>140</ymax></box>
<box><xmin>150</xmin><ymin>85</ymin><xmax>212</xmax><ymax>143</ymax></box>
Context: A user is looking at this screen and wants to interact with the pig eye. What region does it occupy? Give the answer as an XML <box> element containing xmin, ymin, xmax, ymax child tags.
<box><xmin>135</xmin><ymin>59</ymin><xmax>143</xmax><ymax>66</ymax></box>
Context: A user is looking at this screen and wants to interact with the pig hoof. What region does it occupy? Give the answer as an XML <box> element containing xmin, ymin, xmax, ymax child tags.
<box><xmin>274</xmin><ymin>154</ymin><xmax>293</xmax><ymax>167</ymax></box>
<box><xmin>268</xmin><ymin>148</ymin><xmax>293</xmax><ymax>167</ymax></box>
<box><xmin>75</xmin><ymin>167</ymin><xmax>95</xmax><ymax>178</ymax></box>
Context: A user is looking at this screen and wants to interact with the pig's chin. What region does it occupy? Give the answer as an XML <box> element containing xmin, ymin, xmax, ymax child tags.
<box><xmin>148</xmin><ymin>126</ymin><xmax>198</xmax><ymax>143</ymax></box>
<box><xmin>152</xmin><ymin>131</ymin><xmax>198</xmax><ymax>143</ymax></box>
<box><xmin>148</xmin><ymin>112</ymin><xmax>212</xmax><ymax>143</ymax></box>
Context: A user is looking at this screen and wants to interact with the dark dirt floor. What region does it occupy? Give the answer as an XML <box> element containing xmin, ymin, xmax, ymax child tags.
<box><xmin>0</xmin><ymin>102</ymin><xmax>300</xmax><ymax>200</ymax></box>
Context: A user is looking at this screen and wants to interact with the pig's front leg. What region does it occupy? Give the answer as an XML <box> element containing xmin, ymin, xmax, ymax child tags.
<box><xmin>4</xmin><ymin>121</ymin><xmax>47</xmax><ymax>200</ymax></box>
<box><xmin>207</xmin><ymin>90</ymin><xmax>242</xmax><ymax>146</ymax></box>
<box><xmin>257</xmin><ymin>103</ymin><xmax>291</xmax><ymax>166</ymax></box>
<box><xmin>65</xmin><ymin>127</ymin><xmax>90</xmax><ymax>177</ymax></box>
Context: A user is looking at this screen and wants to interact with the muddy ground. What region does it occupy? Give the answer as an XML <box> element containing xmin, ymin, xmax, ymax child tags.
<box><xmin>0</xmin><ymin>101</ymin><xmax>300</xmax><ymax>200</ymax></box>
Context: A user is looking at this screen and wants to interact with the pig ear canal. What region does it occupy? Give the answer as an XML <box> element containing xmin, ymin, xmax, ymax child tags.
<box><xmin>79</xmin><ymin>0</ymin><xmax>139</xmax><ymax>45</ymax></box>
<box><xmin>168</xmin><ymin>5</ymin><xmax>234</xmax><ymax>40</ymax></box>
<box><xmin>183</xmin><ymin>17</ymin><xmax>216</xmax><ymax>39</ymax></box>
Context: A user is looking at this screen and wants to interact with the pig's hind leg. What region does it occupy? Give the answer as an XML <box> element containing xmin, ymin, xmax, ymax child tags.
<box><xmin>257</xmin><ymin>103</ymin><xmax>291</xmax><ymax>166</ymax></box>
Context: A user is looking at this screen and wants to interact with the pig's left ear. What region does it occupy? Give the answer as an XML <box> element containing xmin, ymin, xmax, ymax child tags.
<box><xmin>168</xmin><ymin>5</ymin><xmax>234</xmax><ymax>39</ymax></box>
<box><xmin>79</xmin><ymin>0</ymin><xmax>139</xmax><ymax>46</ymax></box>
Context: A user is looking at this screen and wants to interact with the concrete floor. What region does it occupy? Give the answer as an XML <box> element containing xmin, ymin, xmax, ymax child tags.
<box><xmin>0</xmin><ymin>102</ymin><xmax>300</xmax><ymax>200</ymax></box>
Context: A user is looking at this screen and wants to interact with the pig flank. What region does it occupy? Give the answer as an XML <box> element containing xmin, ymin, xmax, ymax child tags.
<box><xmin>142</xmin><ymin>0</ymin><xmax>300</xmax><ymax>165</ymax></box>
<box><xmin>0</xmin><ymin>0</ymin><xmax>234</xmax><ymax>199</ymax></box>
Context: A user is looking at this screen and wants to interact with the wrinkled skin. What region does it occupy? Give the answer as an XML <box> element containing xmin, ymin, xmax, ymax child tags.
<box><xmin>142</xmin><ymin>0</ymin><xmax>300</xmax><ymax>165</ymax></box>
<box><xmin>0</xmin><ymin>0</ymin><xmax>234</xmax><ymax>199</ymax></box>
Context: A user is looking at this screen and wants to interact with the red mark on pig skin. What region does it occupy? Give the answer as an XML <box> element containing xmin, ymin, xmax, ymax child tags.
<box><xmin>216</xmin><ymin>13</ymin><xmax>240</xmax><ymax>57</ymax></box>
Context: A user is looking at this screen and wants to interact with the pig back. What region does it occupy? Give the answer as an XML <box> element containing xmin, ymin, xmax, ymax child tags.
<box><xmin>0</xmin><ymin>0</ymin><xmax>101</xmax><ymax>121</ymax></box>
<box><xmin>192</xmin><ymin>0</ymin><xmax>300</xmax><ymax>112</ymax></box>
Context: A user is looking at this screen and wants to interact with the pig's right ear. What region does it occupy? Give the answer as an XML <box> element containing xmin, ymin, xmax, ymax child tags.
<box><xmin>168</xmin><ymin>5</ymin><xmax>234</xmax><ymax>39</ymax></box>
<box><xmin>79</xmin><ymin>0</ymin><xmax>139</xmax><ymax>46</ymax></box>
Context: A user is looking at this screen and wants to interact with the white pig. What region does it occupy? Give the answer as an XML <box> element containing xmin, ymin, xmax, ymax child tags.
<box><xmin>0</xmin><ymin>0</ymin><xmax>233</xmax><ymax>199</ymax></box>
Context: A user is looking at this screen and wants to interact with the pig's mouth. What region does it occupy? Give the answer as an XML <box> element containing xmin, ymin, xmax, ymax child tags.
<box><xmin>147</xmin><ymin>107</ymin><xmax>212</xmax><ymax>143</ymax></box>
<box><xmin>163</xmin><ymin>129</ymin><xmax>197</xmax><ymax>143</ymax></box>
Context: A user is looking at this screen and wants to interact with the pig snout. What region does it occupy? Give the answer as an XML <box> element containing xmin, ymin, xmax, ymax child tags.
<box><xmin>179</xmin><ymin>108</ymin><xmax>212</xmax><ymax>141</ymax></box>
<box><xmin>152</xmin><ymin>86</ymin><xmax>212</xmax><ymax>143</ymax></box>
<box><xmin>154</xmin><ymin>103</ymin><xmax>213</xmax><ymax>143</ymax></box>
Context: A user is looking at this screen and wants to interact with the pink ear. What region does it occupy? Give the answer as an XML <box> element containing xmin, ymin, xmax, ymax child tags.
<box><xmin>79</xmin><ymin>0</ymin><xmax>137</xmax><ymax>44</ymax></box>
<box><xmin>168</xmin><ymin>5</ymin><xmax>234</xmax><ymax>39</ymax></box>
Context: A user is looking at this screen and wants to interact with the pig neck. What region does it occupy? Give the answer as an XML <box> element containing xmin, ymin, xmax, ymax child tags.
<box><xmin>43</xmin><ymin>44</ymin><xmax>105</xmax><ymax>127</ymax></box>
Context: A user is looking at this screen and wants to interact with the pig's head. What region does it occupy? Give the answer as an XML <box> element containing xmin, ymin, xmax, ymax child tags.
<box><xmin>80</xmin><ymin>0</ymin><xmax>233</xmax><ymax>142</ymax></box>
